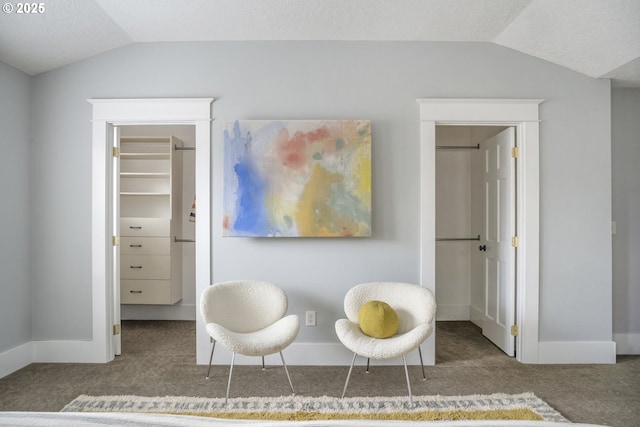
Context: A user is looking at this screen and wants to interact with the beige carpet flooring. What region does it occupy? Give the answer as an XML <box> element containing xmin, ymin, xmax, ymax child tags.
<box><xmin>0</xmin><ymin>321</ymin><xmax>638</xmax><ymax>427</ymax></box>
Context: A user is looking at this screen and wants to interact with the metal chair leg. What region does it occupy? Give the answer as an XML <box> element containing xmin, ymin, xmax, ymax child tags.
<box><xmin>418</xmin><ymin>346</ymin><xmax>426</xmax><ymax>380</ymax></box>
<box><xmin>225</xmin><ymin>352</ymin><xmax>236</xmax><ymax>405</ymax></box>
<box><xmin>341</xmin><ymin>353</ymin><xmax>358</xmax><ymax>398</ymax></box>
<box><xmin>403</xmin><ymin>355</ymin><xmax>413</xmax><ymax>407</ymax></box>
<box><xmin>206</xmin><ymin>340</ymin><xmax>216</xmax><ymax>379</ymax></box>
<box><xmin>365</xmin><ymin>357</ymin><xmax>370</xmax><ymax>373</ymax></box>
<box><xmin>262</xmin><ymin>356</ymin><xmax>266</xmax><ymax>371</ymax></box>
<box><xmin>279</xmin><ymin>351</ymin><xmax>295</xmax><ymax>394</ymax></box>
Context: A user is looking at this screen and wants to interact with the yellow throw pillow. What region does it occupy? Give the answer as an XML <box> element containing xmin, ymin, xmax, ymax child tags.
<box><xmin>358</xmin><ymin>300</ymin><xmax>399</xmax><ymax>338</ymax></box>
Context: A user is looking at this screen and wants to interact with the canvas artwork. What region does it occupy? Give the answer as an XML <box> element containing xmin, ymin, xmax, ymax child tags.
<box><xmin>223</xmin><ymin>120</ymin><xmax>371</xmax><ymax>237</ymax></box>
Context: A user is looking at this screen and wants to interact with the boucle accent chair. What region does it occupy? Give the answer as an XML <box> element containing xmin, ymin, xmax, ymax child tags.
<box><xmin>200</xmin><ymin>280</ymin><xmax>300</xmax><ymax>403</ymax></box>
<box><xmin>335</xmin><ymin>282</ymin><xmax>437</xmax><ymax>406</ymax></box>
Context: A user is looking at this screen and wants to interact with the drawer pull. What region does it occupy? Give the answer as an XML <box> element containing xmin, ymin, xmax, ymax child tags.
<box><xmin>130</xmin><ymin>290</ymin><xmax>142</xmax><ymax>294</ymax></box>
<box><xmin>129</xmin><ymin>266</ymin><xmax>143</xmax><ymax>269</ymax></box>
<box><xmin>129</xmin><ymin>244</ymin><xmax>143</xmax><ymax>248</ymax></box>
<box><xmin>129</xmin><ymin>226</ymin><xmax>142</xmax><ymax>229</ymax></box>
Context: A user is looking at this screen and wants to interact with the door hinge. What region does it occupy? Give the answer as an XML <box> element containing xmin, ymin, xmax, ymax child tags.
<box><xmin>511</xmin><ymin>236</ymin><xmax>519</xmax><ymax>248</ymax></box>
<box><xmin>511</xmin><ymin>325</ymin><xmax>518</xmax><ymax>336</ymax></box>
<box><xmin>112</xmin><ymin>236</ymin><xmax>120</xmax><ymax>246</ymax></box>
<box><xmin>113</xmin><ymin>324</ymin><xmax>120</xmax><ymax>335</ymax></box>
<box><xmin>511</xmin><ymin>147</ymin><xmax>519</xmax><ymax>158</ymax></box>
<box><xmin>113</xmin><ymin>147</ymin><xmax>120</xmax><ymax>157</ymax></box>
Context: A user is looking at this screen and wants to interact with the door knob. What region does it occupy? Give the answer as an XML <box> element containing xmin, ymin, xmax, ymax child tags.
<box><xmin>479</xmin><ymin>245</ymin><xmax>487</xmax><ymax>252</ymax></box>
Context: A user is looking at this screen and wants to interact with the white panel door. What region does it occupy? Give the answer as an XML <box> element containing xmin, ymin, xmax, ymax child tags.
<box><xmin>481</xmin><ymin>127</ymin><xmax>516</xmax><ymax>356</ymax></box>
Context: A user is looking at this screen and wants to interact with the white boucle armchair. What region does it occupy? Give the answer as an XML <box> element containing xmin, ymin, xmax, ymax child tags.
<box><xmin>335</xmin><ymin>282</ymin><xmax>436</xmax><ymax>406</ymax></box>
<box><xmin>200</xmin><ymin>280</ymin><xmax>300</xmax><ymax>403</ymax></box>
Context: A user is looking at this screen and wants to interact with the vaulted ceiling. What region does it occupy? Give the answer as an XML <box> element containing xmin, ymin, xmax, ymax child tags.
<box><xmin>1</xmin><ymin>0</ymin><xmax>638</xmax><ymax>87</ymax></box>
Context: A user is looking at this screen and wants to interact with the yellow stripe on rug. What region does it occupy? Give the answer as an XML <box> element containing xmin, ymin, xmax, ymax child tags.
<box><xmin>62</xmin><ymin>393</ymin><xmax>567</xmax><ymax>423</ymax></box>
<box><xmin>171</xmin><ymin>408</ymin><xmax>543</xmax><ymax>421</ymax></box>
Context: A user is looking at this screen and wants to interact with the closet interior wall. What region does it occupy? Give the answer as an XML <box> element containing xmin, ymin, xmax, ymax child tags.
<box><xmin>435</xmin><ymin>126</ymin><xmax>507</xmax><ymax>326</ymax></box>
<box><xmin>119</xmin><ymin>125</ymin><xmax>197</xmax><ymax>321</ymax></box>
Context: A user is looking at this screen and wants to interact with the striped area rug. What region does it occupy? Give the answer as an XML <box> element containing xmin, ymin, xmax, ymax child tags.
<box><xmin>62</xmin><ymin>392</ymin><xmax>568</xmax><ymax>422</ymax></box>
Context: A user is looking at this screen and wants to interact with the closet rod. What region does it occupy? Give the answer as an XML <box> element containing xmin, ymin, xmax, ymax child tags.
<box><xmin>436</xmin><ymin>235</ymin><xmax>480</xmax><ymax>241</ymax></box>
<box><xmin>174</xmin><ymin>237</ymin><xmax>196</xmax><ymax>243</ymax></box>
<box><xmin>174</xmin><ymin>145</ymin><xmax>196</xmax><ymax>151</ymax></box>
<box><xmin>436</xmin><ymin>144</ymin><xmax>480</xmax><ymax>150</ymax></box>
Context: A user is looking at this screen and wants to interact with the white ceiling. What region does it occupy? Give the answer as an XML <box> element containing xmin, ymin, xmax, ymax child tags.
<box><xmin>1</xmin><ymin>0</ymin><xmax>639</xmax><ymax>87</ymax></box>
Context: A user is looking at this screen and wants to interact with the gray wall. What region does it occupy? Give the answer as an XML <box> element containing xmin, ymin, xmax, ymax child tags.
<box><xmin>0</xmin><ymin>61</ymin><xmax>31</xmax><ymax>352</ymax></box>
<box><xmin>25</xmin><ymin>41</ymin><xmax>614</xmax><ymax>348</ymax></box>
<box><xmin>612</xmin><ymin>88</ymin><xmax>640</xmax><ymax>352</ymax></box>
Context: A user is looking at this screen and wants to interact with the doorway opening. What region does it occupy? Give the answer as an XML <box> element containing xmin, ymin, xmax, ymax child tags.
<box><xmin>435</xmin><ymin>125</ymin><xmax>515</xmax><ymax>363</ymax></box>
<box><xmin>418</xmin><ymin>98</ymin><xmax>542</xmax><ymax>364</ymax></box>
<box><xmin>89</xmin><ymin>98</ymin><xmax>213</xmax><ymax>364</ymax></box>
<box><xmin>114</xmin><ymin>124</ymin><xmax>197</xmax><ymax>357</ymax></box>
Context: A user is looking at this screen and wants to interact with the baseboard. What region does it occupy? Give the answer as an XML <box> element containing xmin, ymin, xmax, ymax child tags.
<box><xmin>0</xmin><ymin>342</ymin><xmax>32</xmax><ymax>379</ymax></box>
<box><xmin>537</xmin><ymin>340</ymin><xmax>617</xmax><ymax>364</ymax></box>
<box><xmin>614</xmin><ymin>333</ymin><xmax>640</xmax><ymax>355</ymax></box>
<box><xmin>32</xmin><ymin>340</ymin><xmax>101</xmax><ymax>363</ymax></box>
<box><xmin>435</xmin><ymin>304</ymin><xmax>470</xmax><ymax>321</ymax></box>
<box><xmin>7</xmin><ymin>336</ymin><xmax>622</xmax><ymax>370</ymax></box>
<box><xmin>121</xmin><ymin>303</ymin><xmax>196</xmax><ymax>321</ymax></box>
<box><xmin>1</xmin><ymin>339</ymin><xmax>111</xmax><ymax>372</ymax></box>
<box><xmin>469</xmin><ymin>306</ymin><xmax>484</xmax><ymax>327</ymax></box>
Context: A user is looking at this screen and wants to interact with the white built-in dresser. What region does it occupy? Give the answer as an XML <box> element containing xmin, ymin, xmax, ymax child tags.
<box><xmin>119</xmin><ymin>136</ymin><xmax>183</xmax><ymax>305</ymax></box>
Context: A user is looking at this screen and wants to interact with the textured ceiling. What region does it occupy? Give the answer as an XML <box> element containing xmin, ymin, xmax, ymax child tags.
<box><xmin>0</xmin><ymin>0</ymin><xmax>638</xmax><ymax>87</ymax></box>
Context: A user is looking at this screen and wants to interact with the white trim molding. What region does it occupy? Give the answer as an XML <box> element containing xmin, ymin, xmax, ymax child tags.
<box><xmin>0</xmin><ymin>342</ymin><xmax>32</xmax><ymax>378</ymax></box>
<box><xmin>90</xmin><ymin>98</ymin><xmax>213</xmax><ymax>123</ymax></box>
<box><xmin>614</xmin><ymin>333</ymin><xmax>640</xmax><ymax>355</ymax></box>
<box><xmin>88</xmin><ymin>98</ymin><xmax>213</xmax><ymax>364</ymax></box>
<box><xmin>538</xmin><ymin>341</ymin><xmax>617</xmax><ymax>364</ymax></box>
<box><xmin>31</xmin><ymin>341</ymin><xmax>100</xmax><ymax>363</ymax></box>
<box><xmin>418</xmin><ymin>98</ymin><xmax>543</xmax><ymax>364</ymax></box>
<box><xmin>418</xmin><ymin>98</ymin><xmax>542</xmax><ymax>123</ymax></box>
<box><xmin>435</xmin><ymin>304</ymin><xmax>471</xmax><ymax>321</ymax></box>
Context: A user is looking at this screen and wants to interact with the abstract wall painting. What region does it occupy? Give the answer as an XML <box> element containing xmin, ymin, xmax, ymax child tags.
<box><xmin>223</xmin><ymin>120</ymin><xmax>371</xmax><ymax>237</ymax></box>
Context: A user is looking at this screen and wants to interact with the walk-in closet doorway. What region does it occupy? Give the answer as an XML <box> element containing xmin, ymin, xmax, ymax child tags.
<box><xmin>90</xmin><ymin>98</ymin><xmax>212</xmax><ymax>365</ymax></box>
<box><xmin>418</xmin><ymin>98</ymin><xmax>542</xmax><ymax>365</ymax></box>
<box><xmin>113</xmin><ymin>125</ymin><xmax>197</xmax><ymax>356</ymax></box>
<box><xmin>435</xmin><ymin>125</ymin><xmax>515</xmax><ymax>360</ymax></box>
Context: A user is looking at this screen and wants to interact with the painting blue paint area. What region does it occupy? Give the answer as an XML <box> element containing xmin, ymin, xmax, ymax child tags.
<box><xmin>223</xmin><ymin>121</ymin><xmax>270</xmax><ymax>236</ymax></box>
<box><xmin>232</xmin><ymin>158</ymin><xmax>269</xmax><ymax>235</ymax></box>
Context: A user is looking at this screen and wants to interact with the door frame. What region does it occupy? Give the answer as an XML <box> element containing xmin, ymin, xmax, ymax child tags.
<box><xmin>89</xmin><ymin>98</ymin><xmax>213</xmax><ymax>362</ymax></box>
<box><xmin>418</xmin><ymin>98</ymin><xmax>542</xmax><ymax>364</ymax></box>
